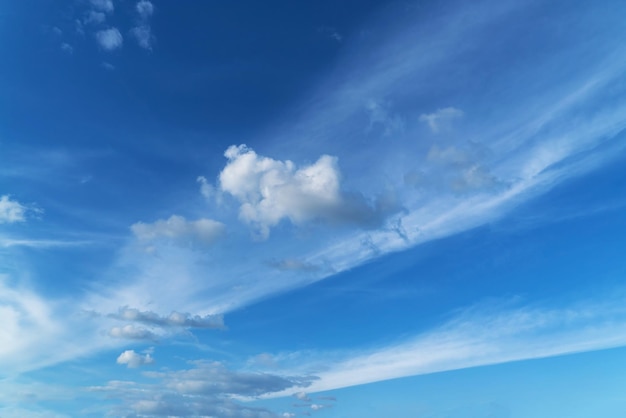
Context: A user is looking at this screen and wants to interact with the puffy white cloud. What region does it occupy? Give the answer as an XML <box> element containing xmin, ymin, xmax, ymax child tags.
<box><xmin>90</xmin><ymin>0</ymin><xmax>114</xmax><ymax>14</ymax></box>
<box><xmin>218</xmin><ymin>145</ymin><xmax>391</xmax><ymax>239</ymax></box>
<box><xmin>131</xmin><ymin>215</ymin><xmax>225</xmax><ymax>245</ymax></box>
<box><xmin>116</xmin><ymin>350</ymin><xmax>154</xmax><ymax>368</ymax></box>
<box><xmin>0</xmin><ymin>195</ymin><xmax>26</xmax><ymax>224</ymax></box>
<box><xmin>95</xmin><ymin>28</ymin><xmax>123</xmax><ymax>51</ymax></box>
<box><xmin>136</xmin><ymin>0</ymin><xmax>154</xmax><ymax>19</ymax></box>
<box><xmin>419</xmin><ymin>107</ymin><xmax>464</xmax><ymax>133</ymax></box>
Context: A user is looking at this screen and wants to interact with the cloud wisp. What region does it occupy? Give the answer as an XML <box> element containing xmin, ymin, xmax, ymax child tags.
<box><xmin>270</xmin><ymin>295</ymin><xmax>626</xmax><ymax>395</ymax></box>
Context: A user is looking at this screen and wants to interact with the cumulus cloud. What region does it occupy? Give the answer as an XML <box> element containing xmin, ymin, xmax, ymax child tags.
<box><xmin>95</xmin><ymin>28</ymin><xmax>123</xmax><ymax>51</ymax></box>
<box><xmin>0</xmin><ymin>195</ymin><xmax>26</xmax><ymax>224</ymax></box>
<box><xmin>131</xmin><ymin>215</ymin><xmax>225</xmax><ymax>246</ymax></box>
<box><xmin>111</xmin><ymin>307</ymin><xmax>225</xmax><ymax>330</ymax></box>
<box><xmin>117</xmin><ymin>350</ymin><xmax>154</xmax><ymax>368</ymax></box>
<box><xmin>419</xmin><ymin>107</ymin><xmax>464</xmax><ymax>133</ymax></box>
<box><xmin>218</xmin><ymin>145</ymin><xmax>392</xmax><ymax>239</ymax></box>
<box><xmin>90</xmin><ymin>0</ymin><xmax>114</xmax><ymax>14</ymax></box>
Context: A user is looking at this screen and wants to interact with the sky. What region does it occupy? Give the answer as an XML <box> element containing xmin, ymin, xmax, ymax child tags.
<box><xmin>2</xmin><ymin>0</ymin><xmax>626</xmax><ymax>416</ymax></box>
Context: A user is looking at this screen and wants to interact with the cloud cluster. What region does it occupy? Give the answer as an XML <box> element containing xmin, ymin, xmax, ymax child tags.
<box><xmin>131</xmin><ymin>0</ymin><xmax>155</xmax><ymax>50</ymax></box>
<box><xmin>117</xmin><ymin>349</ymin><xmax>154</xmax><ymax>368</ymax></box>
<box><xmin>0</xmin><ymin>195</ymin><xmax>26</xmax><ymax>224</ymax></box>
<box><xmin>218</xmin><ymin>145</ymin><xmax>392</xmax><ymax>239</ymax></box>
<box><xmin>131</xmin><ymin>215</ymin><xmax>225</xmax><ymax>246</ymax></box>
<box><xmin>92</xmin><ymin>361</ymin><xmax>317</xmax><ymax>417</ymax></box>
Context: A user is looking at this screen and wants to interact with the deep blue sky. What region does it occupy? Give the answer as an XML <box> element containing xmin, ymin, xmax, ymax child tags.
<box><xmin>2</xmin><ymin>1</ymin><xmax>626</xmax><ymax>417</ymax></box>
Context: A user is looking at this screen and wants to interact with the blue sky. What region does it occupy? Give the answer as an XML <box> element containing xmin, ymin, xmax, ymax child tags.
<box><xmin>2</xmin><ymin>0</ymin><xmax>626</xmax><ymax>416</ymax></box>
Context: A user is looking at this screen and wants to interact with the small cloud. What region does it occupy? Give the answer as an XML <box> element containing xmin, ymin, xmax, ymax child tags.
<box><xmin>365</xmin><ymin>100</ymin><xmax>404</xmax><ymax>136</ymax></box>
<box><xmin>318</xmin><ymin>26</ymin><xmax>342</xmax><ymax>42</ymax></box>
<box><xmin>116</xmin><ymin>350</ymin><xmax>154</xmax><ymax>368</ymax></box>
<box><xmin>131</xmin><ymin>215</ymin><xmax>225</xmax><ymax>246</ymax></box>
<box><xmin>112</xmin><ymin>307</ymin><xmax>225</xmax><ymax>330</ymax></box>
<box><xmin>293</xmin><ymin>392</ymin><xmax>311</xmax><ymax>402</ymax></box>
<box><xmin>282</xmin><ymin>413</ymin><xmax>296</xmax><ymax>418</ymax></box>
<box><xmin>0</xmin><ymin>195</ymin><xmax>27</xmax><ymax>224</ymax></box>
<box><xmin>109</xmin><ymin>325</ymin><xmax>157</xmax><ymax>341</ymax></box>
<box><xmin>90</xmin><ymin>0</ymin><xmax>114</xmax><ymax>14</ymax></box>
<box><xmin>197</xmin><ymin>176</ymin><xmax>214</xmax><ymax>200</ymax></box>
<box><xmin>84</xmin><ymin>10</ymin><xmax>106</xmax><ymax>25</ymax></box>
<box><xmin>130</xmin><ymin>25</ymin><xmax>153</xmax><ymax>50</ymax></box>
<box><xmin>419</xmin><ymin>107</ymin><xmax>464</xmax><ymax>133</ymax></box>
<box><xmin>60</xmin><ymin>43</ymin><xmax>73</xmax><ymax>54</ymax></box>
<box><xmin>136</xmin><ymin>0</ymin><xmax>154</xmax><ymax>20</ymax></box>
<box><xmin>101</xmin><ymin>62</ymin><xmax>115</xmax><ymax>71</ymax></box>
<box><xmin>96</xmin><ymin>27</ymin><xmax>123</xmax><ymax>51</ymax></box>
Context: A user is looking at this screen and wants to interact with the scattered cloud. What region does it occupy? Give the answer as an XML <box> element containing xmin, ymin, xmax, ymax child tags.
<box><xmin>130</xmin><ymin>25</ymin><xmax>153</xmax><ymax>50</ymax></box>
<box><xmin>84</xmin><ymin>10</ymin><xmax>106</xmax><ymax>25</ymax></box>
<box><xmin>60</xmin><ymin>43</ymin><xmax>73</xmax><ymax>54</ymax></box>
<box><xmin>365</xmin><ymin>100</ymin><xmax>404</xmax><ymax>136</ymax></box>
<box><xmin>111</xmin><ymin>307</ymin><xmax>225</xmax><ymax>330</ymax></box>
<box><xmin>93</xmin><ymin>361</ymin><xmax>318</xmax><ymax>417</ymax></box>
<box><xmin>136</xmin><ymin>0</ymin><xmax>154</xmax><ymax>20</ymax></box>
<box><xmin>116</xmin><ymin>350</ymin><xmax>154</xmax><ymax>368</ymax></box>
<box><xmin>419</xmin><ymin>107</ymin><xmax>464</xmax><ymax>133</ymax></box>
<box><xmin>90</xmin><ymin>0</ymin><xmax>114</xmax><ymax>14</ymax></box>
<box><xmin>0</xmin><ymin>195</ymin><xmax>26</xmax><ymax>224</ymax></box>
<box><xmin>131</xmin><ymin>215</ymin><xmax>225</xmax><ymax>246</ymax></box>
<box><xmin>197</xmin><ymin>176</ymin><xmax>215</xmax><ymax>200</ymax></box>
<box><xmin>131</xmin><ymin>1</ymin><xmax>155</xmax><ymax>49</ymax></box>
<box><xmin>218</xmin><ymin>145</ymin><xmax>393</xmax><ymax>239</ymax></box>
<box><xmin>95</xmin><ymin>28</ymin><xmax>123</xmax><ymax>51</ymax></box>
<box><xmin>293</xmin><ymin>392</ymin><xmax>310</xmax><ymax>402</ymax></box>
<box><xmin>109</xmin><ymin>325</ymin><xmax>157</xmax><ymax>341</ymax></box>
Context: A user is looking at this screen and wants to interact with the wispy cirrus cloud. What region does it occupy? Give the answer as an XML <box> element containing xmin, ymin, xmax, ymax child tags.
<box><xmin>277</xmin><ymin>295</ymin><xmax>626</xmax><ymax>395</ymax></box>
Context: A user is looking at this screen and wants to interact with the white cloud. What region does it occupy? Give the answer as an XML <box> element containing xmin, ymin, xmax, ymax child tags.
<box><xmin>95</xmin><ymin>28</ymin><xmax>123</xmax><ymax>51</ymax></box>
<box><xmin>419</xmin><ymin>107</ymin><xmax>464</xmax><ymax>133</ymax></box>
<box><xmin>131</xmin><ymin>215</ymin><xmax>225</xmax><ymax>245</ymax></box>
<box><xmin>218</xmin><ymin>145</ymin><xmax>390</xmax><ymax>239</ymax></box>
<box><xmin>293</xmin><ymin>391</ymin><xmax>310</xmax><ymax>401</ymax></box>
<box><xmin>0</xmin><ymin>196</ymin><xmax>26</xmax><ymax>224</ymax></box>
<box><xmin>136</xmin><ymin>0</ymin><xmax>154</xmax><ymax>20</ymax></box>
<box><xmin>60</xmin><ymin>43</ymin><xmax>73</xmax><ymax>54</ymax></box>
<box><xmin>109</xmin><ymin>324</ymin><xmax>157</xmax><ymax>340</ymax></box>
<box><xmin>84</xmin><ymin>10</ymin><xmax>106</xmax><ymax>25</ymax></box>
<box><xmin>111</xmin><ymin>307</ymin><xmax>225</xmax><ymax>329</ymax></box>
<box><xmin>130</xmin><ymin>25</ymin><xmax>152</xmax><ymax>50</ymax></box>
<box><xmin>286</xmin><ymin>296</ymin><xmax>626</xmax><ymax>395</ymax></box>
<box><xmin>197</xmin><ymin>176</ymin><xmax>214</xmax><ymax>200</ymax></box>
<box><xmin>90</xmin><ymin>0</ymin><xmax>114</xmax><ymax>14</ymax></box>
<box><xmin>116</xmin><ymin>350</ymin><xmax>154</xmax><ymax>368</ymax></box>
